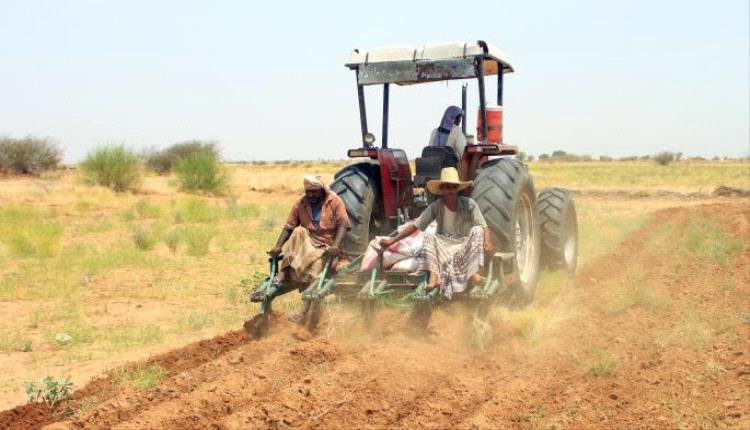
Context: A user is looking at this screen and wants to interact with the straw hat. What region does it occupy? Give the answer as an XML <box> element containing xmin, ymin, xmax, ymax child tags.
<box><xmin>427</xmin><ymin>167</ymin><xmax>472</xmax><ymax>195</ymax></box>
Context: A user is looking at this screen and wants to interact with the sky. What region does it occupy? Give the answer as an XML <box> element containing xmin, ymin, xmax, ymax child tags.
<box><xmin>0</xmin><ymin>0</ymin><xmax>748</xmax><ymax>162</ymax></box>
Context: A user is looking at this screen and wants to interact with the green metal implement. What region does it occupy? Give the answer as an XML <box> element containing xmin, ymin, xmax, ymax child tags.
<box><xmin>302</xmin><ymin>256</ymin><xmax>334</xmax><ymax>301</ymax></box>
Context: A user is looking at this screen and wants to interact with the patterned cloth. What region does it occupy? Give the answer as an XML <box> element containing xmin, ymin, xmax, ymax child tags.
<box><xmin>279</xmin><ymin>227</ymin><xmax>327</xmax><ymax>284</ymax></box>
<box><xmin>423</xmin><ymin>225</ymin><xmax>485</xmax><ymax>299</ymax></box>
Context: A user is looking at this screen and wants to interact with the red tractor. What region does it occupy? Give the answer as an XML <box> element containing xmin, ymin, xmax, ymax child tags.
<box><xmin>248</xmin><ymin>40</ymin><xmax>578</xmax><ymax>334</ymax></box>
<box><xmin>330</xmin><ymin>41</ymin><xmax>577</xmax><ymax>303</ymax></box>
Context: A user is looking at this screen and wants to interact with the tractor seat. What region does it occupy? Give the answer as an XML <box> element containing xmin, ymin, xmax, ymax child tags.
<box><xmin>414</xmin><ymin>146</ymin><xmax>459</xmax><ymax>188</ymax></box>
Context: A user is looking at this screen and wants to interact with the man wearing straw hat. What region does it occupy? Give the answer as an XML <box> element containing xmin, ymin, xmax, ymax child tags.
<box><xmin>265</xmin><ymin>175</ymin><xmax>350</xmax><ymax>323</ymax></box>
<box><xmin>380</xmin><ymin>167</ymin><xmax>493</xmax><ymax>298</ymax></box>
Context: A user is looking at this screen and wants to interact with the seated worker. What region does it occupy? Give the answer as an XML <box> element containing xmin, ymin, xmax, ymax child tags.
<box><xmin>428</xmin><ymin>106</ymin><xmax>468</xmax><ymax>158</ymax></box>
<box><xmin>266</xmin><ymin>175</ymin><xmax>350</xmax><ymax>323</ymax></box>
<box><xmin>379</xmin><ymin>167</ymin><xmax>493</xmax><ymax>299</ymax></box>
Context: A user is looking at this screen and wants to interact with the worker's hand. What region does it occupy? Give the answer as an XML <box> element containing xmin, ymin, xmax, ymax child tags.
<box><xmin>267</xmin><ymin>246</ymin><xmax>282</xmax><ymax>257</ymax></box>
<box><xmin>483</xmin><ymin>240</ymin><xmax>494</xmax><ymax>256</ymax></box>
<box><xmin>326</xmin><ymin>244</ymin><xmax>340</xmax><ymax>257</ymax></box>
<box><xmin>379</xmin><ymin>237</ymin><xmax>396</xmax><ymax>251</ymax></box>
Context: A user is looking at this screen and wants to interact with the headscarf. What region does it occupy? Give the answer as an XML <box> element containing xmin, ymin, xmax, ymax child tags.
<box><xmin>432</xmin><ymin>106</ymin><xmax>463</xmax><ymax>147</ymax></box>
<box><xmin>303</xmin><ymin>174</ymin><xmax>335</xmax><ymax>195</ymax></box>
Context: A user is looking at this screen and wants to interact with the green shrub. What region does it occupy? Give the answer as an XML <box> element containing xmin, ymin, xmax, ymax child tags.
<box><xmin>145</xmin><ymin>140</ymin><xmax>218</xmax><ymax>174</ymax></box>
<box><xmin>163</xmin><ymin>228</ymin><xmax>182</xmax><ymax>254</ymax></box>
<box><xmin>122</xmin><ymin>200</ymin><xmax>163</xmax><ymax>220</ymax></box>
<box><xmin>24</xmin><ymin>376</ymin><xmax>73</xmax><ymax>409</ymax></box>
<box><xmin>0</xmin><ymin>136</ymin><xmax>62</xmax><ymax>175</ymax></box>
<box><xmin>172</xmin><ymin>197</ymin><xmax>219</xmax><ymax>223</ymax></box>
<box><xmin>182</xmin><ymin>227</ymin><xmax>214</xmax><ymax>256</ymax></box>
<box><xmin>117</xmin><ymin>364</ymin><xmax>166</xmax><ymax>390</ymax></box>
<box><xmin>80</xmin><ymin>144</ymin><xmax>141</xmax><ymax>192</ymax></box>
<box><xmin>175</xmin><ymin>150</ymin><xmax>229</xmax><ymax>195</ymax></box>
<box><xmin>132</xmin><ymin>226</ymin><xmax>157</xmax><ymax>251</ymax></box>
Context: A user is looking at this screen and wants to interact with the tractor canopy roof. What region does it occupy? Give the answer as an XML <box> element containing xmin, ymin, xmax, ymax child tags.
<box><xmin>346</xmin><ymin>40</ymin><xmax>513</xmax><ymax>86</ymax></box>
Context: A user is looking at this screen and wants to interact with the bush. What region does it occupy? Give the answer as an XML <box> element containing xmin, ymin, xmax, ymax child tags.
<box><xmin>80</xmin><ymin>145</ymin><xmax>141</xmax><ymax>192</ymax></box>
<box><xmin>24</xmin><ymin>376</ymin><xmax>73</xmax><ymax>410</ymax></box>
<box><xmin>0</xmin><ymin>136</ymin><xmax>62</xmax><ymax>175</ymax></box>
<box><xmin>599</xmin><ymin>155</ymin><xmax>613</xmax><ymax>161</ymax></box>
<box><xmin>653</xmin><ymin>152</ymin><xmax>675</xmax><ymax>166</ymax></box>
<box><xmin>175</xmin><ymin>150</ymin><xmax>229</xmax><ymax>195</ymax></box>
<box><xmin>145</xmin><ymin>140</ymin><xmax>218</xmax><ymax>174</ymax></box>
<box><xmin>131</xmin><ymin>226</ymin><xmax>157</xmax><ymax>251</ymax></box>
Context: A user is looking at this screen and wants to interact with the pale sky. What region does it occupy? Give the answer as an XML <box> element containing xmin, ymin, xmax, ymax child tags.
<box><xmin>1</xmin><ymin>0</ymin><xmax>748</xmax><ymax>162</ymax></box>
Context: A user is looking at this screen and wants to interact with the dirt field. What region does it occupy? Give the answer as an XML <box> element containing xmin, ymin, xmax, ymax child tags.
<box><xmin>0</xmin><ymin>163</ymin><xmax>748</xmax><ymax>429</ymax></box>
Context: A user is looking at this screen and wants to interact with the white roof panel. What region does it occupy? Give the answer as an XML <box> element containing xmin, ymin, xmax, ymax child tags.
<box><xmin>347</xmin><ymin>40</ymin><xmax>513</xmax><ymax>73</ymax></box>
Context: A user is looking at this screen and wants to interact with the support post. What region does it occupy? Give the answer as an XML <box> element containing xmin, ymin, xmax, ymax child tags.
<box><xmin>497</xmin><ymin>65</ymin><xmax>504</xmax><ymax>106</ymax></box>
<box><xmin>382</xmin><ymin>83</ymin><xmax>390</xmax><ymax>149</ymax></box>
<box><xmin>461</xmin><ymin>83</ymin><xmax>467</xmax><ymax>135</ymax></box>
<box><xmin>357</xmin><ymin>83</ymin><xmax>369</xmax><ymax>147</ymax></box>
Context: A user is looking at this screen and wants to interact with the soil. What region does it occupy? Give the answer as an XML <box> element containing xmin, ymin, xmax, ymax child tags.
<box><xmin>1</xmin><ymin>202</ymin><xmax>748</xmax><ymax>429</ymax></box>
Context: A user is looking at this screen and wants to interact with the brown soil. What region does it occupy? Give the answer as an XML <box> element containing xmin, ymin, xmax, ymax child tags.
<box><xmin>1</xmin><ymin>202</ymin><xmax>748</xmax><ymax>430</ymax></box>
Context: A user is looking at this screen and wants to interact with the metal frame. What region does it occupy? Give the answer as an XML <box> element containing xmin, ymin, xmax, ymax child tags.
<box><xmin>353</xmin><ymin>53</ymin><xmax>505</xmax><ymax>146</ymax></box>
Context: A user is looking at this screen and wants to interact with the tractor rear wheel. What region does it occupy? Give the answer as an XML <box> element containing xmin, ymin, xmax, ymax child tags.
<box><xmin>538</xmin><ymin>188</ymin><xmax>578</xmax><ymax>274</ymax></box>
<box><xmin>330</xmin><ymin>163</ymin><xmax>379</xmax><ymax>254</ymax></box>
<box><xmin>471</xmin><ymin>158</ymin><xmax>541</xmax><ymax>305</ymax></box>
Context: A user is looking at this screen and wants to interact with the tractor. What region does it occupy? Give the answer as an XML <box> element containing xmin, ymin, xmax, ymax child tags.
<box><xmin>248</xmin><ymin>40</ymin><xmax>578</xmax><ymax>335</ymax></box>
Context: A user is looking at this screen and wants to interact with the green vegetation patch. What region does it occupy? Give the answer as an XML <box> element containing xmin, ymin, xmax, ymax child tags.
<box><xmin>172</xmin><ymin>197</ymin><xmax>219</xmax><ymax>223</ymax></box>
<box><xmin>182</xmin><ymin>226</ymin><xmax>216</xmax><ymax>256</ymax></box>
<box><xmin>177</xmin><ymin>311</ymin><xmax>214</xmax><ymax>332</ymax></box>
<box><xmin>0</xmin><ymin>330</ymin><xmax>22</xmax><ymax>353</ymax></box>
<box><xmin>0</xmin><ymin>207</ymin><xmax>63</xmax><ymax>258</ymax></box>
<box><xmin>683</xmin><ymin>219</ymin><xmax>744</xmax><ymax>266</ymax></box>
<box><xmin>122</xmin><ymin>199</ymin><xmax>164</xmax><ymax>221</ymax></box>
<box><xmin>586</xmin><ymin>347</ymin><xmax>621</xmax><ymax>377</ymax></box>
<box><xmin>105</xmin><ymin>324</ymin><xmax>164</xmax><ymax>351</ymax></box>
<box><xmin>117</xmin><ymin>364</ymin><xmax>166</xmax><ymax>390</ymax></box>
<box><xmin>659</xmin><ymin>309</ymin><xmax>712</xmax><ymax>350</ymax></box>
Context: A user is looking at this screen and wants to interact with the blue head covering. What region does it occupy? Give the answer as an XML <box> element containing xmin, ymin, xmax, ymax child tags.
<box><xmin>433</xmin><ymin>106</ymin><xmax>463</xmax><ymax>146</ymax></box>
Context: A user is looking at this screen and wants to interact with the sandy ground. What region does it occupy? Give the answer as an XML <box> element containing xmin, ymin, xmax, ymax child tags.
<box><xmin>0</xmin><ymin>201</ymin><xmax>747</xmax><ymax>429</ymax></box>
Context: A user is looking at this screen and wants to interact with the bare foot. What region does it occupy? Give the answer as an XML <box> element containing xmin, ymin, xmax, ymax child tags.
<box><xmin>469</xmin><ymin>273</ymin><xmax>485</xmax><ymax>286</ymax></box>
<box><xmin>425</xmin><ymin>272</ymin><xmax>440</xmax><ymax>291</ymax></box>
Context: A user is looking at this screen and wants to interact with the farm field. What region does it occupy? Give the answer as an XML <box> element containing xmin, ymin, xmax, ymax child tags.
<box><xmin>0</xmin><ymin>160</ymin><xmax>748</xmax><ymax>429</ymax></box>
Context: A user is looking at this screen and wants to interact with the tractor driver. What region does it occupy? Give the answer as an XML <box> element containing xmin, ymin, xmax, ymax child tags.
<box><xmin>266</xmin><ymin>175</ymin><xmax>350</xmax><ymax>323</ymax></box>
<box><xmin>428</xmin><ymin>106</ymin><xmax>467</xmax><ymax>159</ymax></box>
<box><xmin>379</xmin><ymin>167</ymin><xmax>493</xmax><ymax>299</ymax></box>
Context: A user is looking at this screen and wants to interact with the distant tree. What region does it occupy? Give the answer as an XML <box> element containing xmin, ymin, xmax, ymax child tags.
<box><xmin>712</xmin><ymin>156</ymin><xmax>720</xmax><ymax>161</ymax></box>
<box><xmin>552</xmin><ymin>150</ymin><xmax>567</xmax><ymax>158</ymax></box>
<box><xmin>619</xmin><ymin>156</ymin><xmax>638</xmax><ymax>161</ymax></box>
<box><xmin>640</xmin><ymin>155</ymin><xmax>651</xmax><ymax>160</ymax></box>
<box><xmin>517</xmin><ymin>151</ymin><xmax>527</xmax><ymax>161</ymax></box>
<box><xmin>599</xmin><ymin>155</ymin><xmax>613</xmax><ymax>162</ymax></box>
<box><xmin>539</xmin><ymin>153</ymin><xmax>550</xmax><ymax>160</ymax></box>
<box><xmin>675</xmin><ymin>152</ymin><xmax>683</xmax><ymax>161</ymax></box>
<box><xmin>527</xmin><ymin>155</ymin><xmax>535</xmax><ymax>162</ymax></box>
<box><xmin>653</xmin><ymin>152</ymin><xmax>674</xmax><ymax>166</ymax></box>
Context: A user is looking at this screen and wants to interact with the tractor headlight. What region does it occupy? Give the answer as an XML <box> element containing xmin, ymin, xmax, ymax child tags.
<box><xmin>363</xmin><ymin>133</ymin><xmax>376</xmax><ymax>146</ymax></box>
